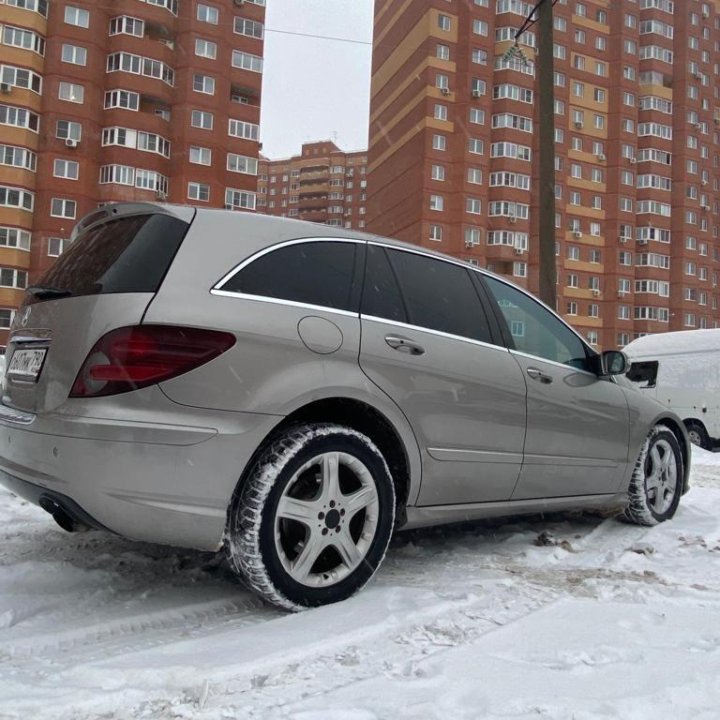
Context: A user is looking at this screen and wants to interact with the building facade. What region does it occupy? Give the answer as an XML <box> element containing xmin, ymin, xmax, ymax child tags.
<box><xmin>0</xmin><ymin>0</ymin><xmax>264</xmax><ymax>348</ymax></box>
<box><xmin>257</xmin><ymin>141</ymin><xmax>368</xmax><ymax>229</ymax></box>
<box><xmin>368</xmin><ymin>0</ymin><xmax>720</xmax><ymax>348</ymax></box>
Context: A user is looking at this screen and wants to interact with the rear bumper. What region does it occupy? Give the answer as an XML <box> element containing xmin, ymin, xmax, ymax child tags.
<box><xmin>0</xmin><ymin>393</ymin><xmax>282</xmax><ymax>550</ymax></box>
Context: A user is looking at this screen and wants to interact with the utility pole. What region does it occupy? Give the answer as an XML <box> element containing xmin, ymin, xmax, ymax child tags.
<box><xmin>510</xmin><ymin>0</ymin><xmax>556</xmax><ymax>309</ymax></box>
<box><xmin>536</xmin><ymin>0</ymin><xmax>556</xmax><ymax>310</ymax></box>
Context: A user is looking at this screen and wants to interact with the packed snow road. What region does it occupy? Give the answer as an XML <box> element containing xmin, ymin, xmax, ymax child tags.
<box><xmin>1</xmin><ymin>452</ymin><xmax>720</xmax><ymax>720</ymax></box>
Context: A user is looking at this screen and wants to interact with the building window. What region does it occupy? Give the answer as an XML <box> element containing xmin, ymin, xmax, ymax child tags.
<box><xmin>195</xmin><ymin>38</ymin><xmax>217</xmax><ymax>59</ymax></box>
<box><xmin>429</xmin><ymin>194</ymin><xmax>444</xmax><ymax>211</ymax></box>
<box><xmin>50</xmin><ymin>198</ymin><xmax>76</xmax><ymax>219</ymax></box>
<box><xmin>0</xmin><ymin>185</ymin><xmax>33</xmax><ymax>211</ymax></box>
<box><xmin>2</xmin><ymin>25</ymin><xmax>45</xmax><ymax>55</ymax></box>
<box><xmin>61</xmin><ymin>44</ymin><xmax>87</xmax><ymax>65</ymax></box>
<box><xmin>438</xmin><ymin>14</ymin><xmax>451</xmax><ymax>31</ymax></box>
<box><xmin>0</xmin><ymin>227</ymin><xmax>30</xmax><ymax>251</ymax></box>
<box><xmin>231</xmin><ymin>51</ymin><xmax>263</xmax><ymax>73</ymax></box>
<box><xmin>65</xmin><ymin>5</ymin><xmax>90</xmax><ymax>28</ymax></box>
<box><xmin>0</xmin><ymin>308</ymin><xmax>15</xmax><ymax>328</ymax></box>
<box><xmin>234</xmin><ymin>18</ymin><xmax>264</xmax><ymax>39</ymax></box>
<box><xmin>431</xmin><ymin>164</ymin><xmax>445</xmax><ymax>181</ymax></box>
<box><xmin>432</xmin><ymin>134</ymin><xmax>446</xmax><ymax>151</ymax></box>
<box><xmin>6</xmin><ymin>0</ymin><xmax>48</xmax><ymax>17</ymax></box>
<box><xmin>47</xmin><ymin>237</ymin><xmax>71</xmax><ymax>257</ymax></box>
<box><xmin>466</xmin><ymin>198</ymin><xmax>481</xmax><ymax>214</ymax></box>
<box><xmin>106</xmin><ymin>52</ymin><xmax>175</xmax><ymax>86</ymax></box>
<box><xmin>53</xmin><ymin>159</ymin><xmax>79</xmax><ymax>180</ymax></box>
<box><xmin>429</xmin><ymin>224</ymin><xmax>442</xmax><ymax>241</ymax></box>
<box><xmin>436</xmin><ymin>44</ymin><xmax>450</xmax><ymax>60</ymax></box>
<box><xmin>197</xmin><ymin>3</ymin><xmax>219</xmax><ymax>23</ymax></box>
<box><xmin>104</xmin><ymin>89</ymin><xmax>139</xmax><ymax>110</ymax></box>
<box><xmin>191</xmin><ymin>110</ymin><xmax>213</xmax><ymax>129</ymax></box>
<box><xmin>227</xmin><ymin>154</ymin><xmax>258</xmax><ymax>175</ymax></box>
<box><xmin>188</xmin><ymin>182</ymin><xmax>210</xmax><ymax>202</ymax></box>
<box><xmin>109</xmin><ymin>16</ymin><xmax>144</xmax><ymax>37</ymax></box>
<box><xmin>1</xmin><ymin>65</ymin><xmax>42</xmax><ymax>93</ymax></box>
<box><xmin>56</xmin><ymin>120</ymin><xmax>82</xmax><ymax>141</ymax></box>
<box><xmin>193</xmin><ymin>74</ymin><xmax>215</xmax><ymax>94</ymax></box>
<box><xmin>225</xmin><ymin>188</ymin><xmax>256</xmax><ymax>210</ymax></box>
<box><xmin>189</xmin><ymin>146</ymin><xmax>211</xmax><ymax>165</ymax></box>
<box><xmin>228</xmin><ymin>119</ymin><xmax>259</xmax><ymax>140</ymax></box>
<box><xmin>0</xmin><ymin>268</ymin><xmax>27</xmax><ymax>289</ymax></box>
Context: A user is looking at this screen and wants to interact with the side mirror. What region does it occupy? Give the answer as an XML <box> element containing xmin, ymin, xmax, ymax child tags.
<box><xmin>600</xmin><ymin>350</ymin><xmax>628</xmax><ymax>376</ymax></box>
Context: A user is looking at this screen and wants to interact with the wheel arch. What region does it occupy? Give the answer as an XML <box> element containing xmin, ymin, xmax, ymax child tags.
<box><xmin>233</xmin><ymin>397</ymin><xmax>416</xmax><ymax>527</ymax></box>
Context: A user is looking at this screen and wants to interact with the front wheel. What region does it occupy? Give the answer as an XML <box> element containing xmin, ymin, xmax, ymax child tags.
<box><xmin>225</xmin><ymin>423</ymin><xmax>396</xmax><ymax>610</ymax></box>
<box><xmin>622</xmin><ymin>424</ymin><xmax>684</xmax><ymax>526</ymax></box>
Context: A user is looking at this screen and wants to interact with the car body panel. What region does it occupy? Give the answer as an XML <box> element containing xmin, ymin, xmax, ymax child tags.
<box><xmin>359</xmin><ymin>316</ymin><xmax>527</xmax><ymax>505</ymax></box>
<box><xmin>3</xmin><ymin>294</ymin><xmax>154</xmax><ymax>413</ymax></box>
<box><xmin>509</xmin><ymin>351</ymin><xmax>631</xmax><ymax>499</ymax></box>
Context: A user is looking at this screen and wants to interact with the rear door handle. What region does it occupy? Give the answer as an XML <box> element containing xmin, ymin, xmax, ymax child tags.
<box><xmin>526</xmin><ymin>367</ymin><xmax>553</xmax><ymax>384</ymax></box>
<box><xmin>385</xmin><ymin>334</ymin><xmax>425</xmax><ymax>356</ymax></box>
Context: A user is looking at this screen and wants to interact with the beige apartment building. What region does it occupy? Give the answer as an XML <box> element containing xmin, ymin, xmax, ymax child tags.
<box><xmin>0</xmin><ymin>0</ymin><xmax>265</xmax><ymax>349</ymax></box>
<box><xmin>368</xmin><ymin>0</ymin><xmax>720</xmax><ymax>348</ymax></box>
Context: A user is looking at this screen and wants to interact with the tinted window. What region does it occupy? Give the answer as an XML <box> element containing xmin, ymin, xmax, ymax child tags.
<box><xmin>386</xmin><ymin>248</ymin><xmax>492</xmax><ymax>343</ymax></box>
<box><xmin>361</xmin><ymin>244</ymin><xmax>407</xmax><ymax>322</ymax></box>
<box><xmin>484</xmin><ymin>275</ymin><xmax>591</xmax><ymax>369</ymax></box>
<box><xmin>222</xmin><ymin>241</ymin><xmax>362</xmax><ymax>312</ymax></box>
<box><xmin>36</xmin><ymin>214</ymin><xmax>187</xmax><ymax>299</ymax></box>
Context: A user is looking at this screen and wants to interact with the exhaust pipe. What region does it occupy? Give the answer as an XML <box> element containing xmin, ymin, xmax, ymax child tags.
<box><xmin>38</xmin><ymin>496</ymin><xmax>90</xmax><ymax>533</ymax></box>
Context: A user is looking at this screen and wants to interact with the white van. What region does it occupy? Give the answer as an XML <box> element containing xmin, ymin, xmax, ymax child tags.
<box><xmin>624</xmin><ymin>328</ymin><xmax>720</xmax><ymax>449</ymax></box>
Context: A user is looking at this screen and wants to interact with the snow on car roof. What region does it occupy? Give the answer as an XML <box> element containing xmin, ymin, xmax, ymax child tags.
<box><xmin>624</xmin><ymin>328</ymin><xmax>720</xmax><ymax>358</ymax></box>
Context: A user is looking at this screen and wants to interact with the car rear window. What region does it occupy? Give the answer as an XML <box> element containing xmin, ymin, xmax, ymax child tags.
<box><xmin>34</xmin><ymin>214</ymin><xmax>188</xmax><ymax>299</ymax></box>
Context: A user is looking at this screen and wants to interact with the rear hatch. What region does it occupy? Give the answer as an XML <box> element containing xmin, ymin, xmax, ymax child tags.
<box><xmin>2</xmin><ymin>203</ymin><xmax>194</xmax><ymax>414</ymax></box>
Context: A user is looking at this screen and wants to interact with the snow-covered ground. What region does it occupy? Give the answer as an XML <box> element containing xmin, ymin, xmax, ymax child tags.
<box><xmin>1</xmin><ymin>451</ymin><xmax>720</xmax><ymax>720</ymax></box>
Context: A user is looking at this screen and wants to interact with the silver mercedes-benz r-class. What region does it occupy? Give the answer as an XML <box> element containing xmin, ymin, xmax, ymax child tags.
<box><xmin>0</xmin><ymin>203</ymin><xmax>690</xmax><ymax>610</ymax></box>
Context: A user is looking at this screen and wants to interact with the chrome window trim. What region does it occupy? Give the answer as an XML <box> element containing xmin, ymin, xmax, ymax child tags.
<box><xmin>213</xmin><ymin>236</ymin><xmax>364</xmax><ymax>290</ymax></box>
<box><xmin>360</xmin><ymin>314</ymin><xmax>509</xmax><ymax>354</ymax></box>
<box><xmin>210</xmin><ymin>289</ymin><xmax>360</xmax><ymax>318</ymax></box>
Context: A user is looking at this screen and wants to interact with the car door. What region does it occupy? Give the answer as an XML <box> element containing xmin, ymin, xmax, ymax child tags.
<box><xmin>358</xmin><ymin>243</ymin><xmax>527</xmax><ymax>507</ymax></box>
<box><xmin>482</xmin><ymin>274</ymin><xmax>631</xmax><ymax>499</ymax></box>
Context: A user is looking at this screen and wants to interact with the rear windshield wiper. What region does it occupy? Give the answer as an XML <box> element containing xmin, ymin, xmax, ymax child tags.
<box><xmin>26</xmin><ymin>286</ymin><xmax>73</xmax><ymax>300</ymax></box>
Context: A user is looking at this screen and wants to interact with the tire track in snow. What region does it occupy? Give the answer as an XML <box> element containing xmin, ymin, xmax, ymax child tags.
<box><xmin>1</xmin><ymin>593</ymin><xmax>278</xmax><ymax>672</ymax></box>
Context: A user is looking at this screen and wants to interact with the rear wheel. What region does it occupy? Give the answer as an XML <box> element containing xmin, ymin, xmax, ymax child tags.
<box><xmin>226</xmin><ymin>423</ymin><xmax>396</xmax><ymax>610</ymax></box>
<box><xmin>622</xmin><ymin>425</ymin><xmax>683</xmax><ymax>526</ymax></box>
<box><xmin>685</xmin><ymin>421</ymin><xmax>711</xmax><ymax>451</ymax></box>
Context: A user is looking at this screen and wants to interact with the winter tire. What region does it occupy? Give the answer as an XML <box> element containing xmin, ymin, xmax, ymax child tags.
<box><xmin>685</xmin><ymin>421</ymin><xmax>711</xmax><ymax>451</ymax></box>
<box><xmin>622</xmin><ymin>424</ymin><xmax>683</xmax><ymax>526</ymax></box>
<box><xmin>225</xmin><ymin>423</ymin><xmax>396</xmax><ymax>610</ymax></box>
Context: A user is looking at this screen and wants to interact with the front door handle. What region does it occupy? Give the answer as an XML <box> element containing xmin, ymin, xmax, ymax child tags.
<box><xmin>385</xmin><ymin>334</ymin><xmax>425</xmax><ymax>356</ymax></box>
<box><xmin>526</xmin><ymin>367</ymin><xmax>553</xmax><ymax>384</ymax></box>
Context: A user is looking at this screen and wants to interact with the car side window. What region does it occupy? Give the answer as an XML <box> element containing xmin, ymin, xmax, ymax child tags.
<box><xmin>361</xmin><ymin>244</ymin><xmax>407</xmax><ymax>323</ymax></box>
<box><xmin>220</xmin><ymin>240</ymin><xmax>362</xmax><ymax>312</ymax></box>
<box><xmin>483</xmin><ymin>275</ymin><xmax>592</xmax><ymax>370</ymax></box>
<box><xmin>383</xmin><ymin>248</ymin><xmax>493</xmax><ymax>343</ymax></box>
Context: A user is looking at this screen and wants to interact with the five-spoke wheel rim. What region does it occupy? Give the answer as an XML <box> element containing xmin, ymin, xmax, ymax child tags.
<box><xmin>274</xmin><ymin>451</ymin><xmax>380</xmax><ymax>587</ymax></box>
<box><xmin>644</xmin><ymin>438</ymin><xmax>678</xmax><ymax>515</ymax></box>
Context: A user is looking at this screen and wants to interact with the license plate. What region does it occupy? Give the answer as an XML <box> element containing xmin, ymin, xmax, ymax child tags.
<box><xmin>7</xmin><ymin>348</ymin><xmax>47</xmax><ymax>382</ymax></box>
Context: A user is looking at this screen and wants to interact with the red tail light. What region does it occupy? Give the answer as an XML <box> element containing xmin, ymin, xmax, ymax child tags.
<box><xmin>70</xmin><ymin>325</ymin><xmax>236</xmax><ymax>398</ymax></box>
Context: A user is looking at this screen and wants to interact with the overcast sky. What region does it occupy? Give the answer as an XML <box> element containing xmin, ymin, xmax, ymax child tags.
<box><xmin>259</xmin><ymin>0</ymin><xmax>374</xmax><ymax>160</ymax></box>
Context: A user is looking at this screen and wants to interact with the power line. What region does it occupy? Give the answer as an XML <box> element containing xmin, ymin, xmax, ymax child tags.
<box><xmin>265</xmin><ymin>28</ymin><xmax>372</xmax><ymax>46</ymax></box>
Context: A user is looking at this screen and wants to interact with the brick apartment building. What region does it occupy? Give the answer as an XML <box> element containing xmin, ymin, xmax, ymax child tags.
<box><xmin>0</xmin><ymin>0</ymin><xmax>265</xmax><ymax>349</ymax></box>
<box><xmin>367</xmin><ymin>0</ymin><xmax>720</xmax><ymax>348</ymax></box>
<box><xmin>257</xmin><ymin>141</ymin><xmax>368</xmax><ymax>229</ymax></box>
